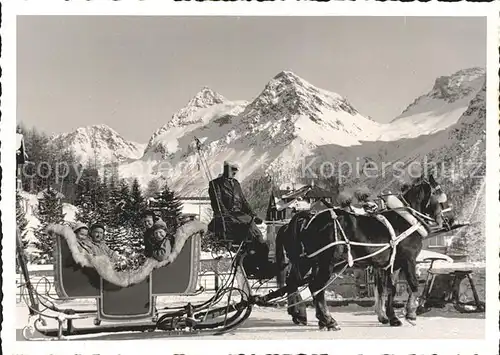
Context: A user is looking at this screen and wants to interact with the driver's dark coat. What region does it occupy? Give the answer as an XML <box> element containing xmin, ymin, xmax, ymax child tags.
<box><xmin>209</xmin><ymin>176</ymin><xmax>253</xmax><ymax>216</ymax></box>
<box><xmin>208</xmin><ymin>175</ymin><xmax>262</xmax><ymax>242</ymax></box>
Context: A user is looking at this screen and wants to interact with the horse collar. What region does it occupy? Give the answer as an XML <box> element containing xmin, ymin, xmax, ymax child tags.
<box><xmin>304</xmin><ymin>208</ymin><xmax>338</xmax><ymax>231</ymax></box>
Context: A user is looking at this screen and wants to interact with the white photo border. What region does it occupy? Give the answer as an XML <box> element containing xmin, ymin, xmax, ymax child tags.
<box><xmin>1</xmin><ymin>1</ymin><xmax>499</xmax><ymax>355</ymax></box>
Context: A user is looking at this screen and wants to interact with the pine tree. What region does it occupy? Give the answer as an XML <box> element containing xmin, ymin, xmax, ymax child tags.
<box><xmin>33</xmin><ymin>187</ymin><xmax>66</xmax><ymax>264</ymax></box>
<box><xmin>22</xmin><ymin>127</ymin><xmax>52</xmax><ymax>192</ymax></box>
<box><xmin>116</xmin><ymin>180</ymin><xmax>133</xmax><ymax>227</ymax></box>
<box><xmin>74</xmin><ymin>164</ymin><xmax>91</xmax><ymax>207</ymax></box>
<box><xmin>127</xmin><ymin>178</ymin><xmax>146</xmax><ymax>259</ymax></box>
<box><xmin>56</xmin><ymin>145</ymin><xmax>80</xmax><ymax>203</ymax></box>
<box><xmin>145</xmin><ymin>178</ymin><xmax>161</xmax><ymax>199</ymax></box>
<box><xmin>106</xmin><ymin>183</ymin><xmax>122</xmax><ymax>229</ymax></box>
<box><xmin>16</xmin><ymin>191</ymin><xmax>30</xmax><ymax>271</ymax></box>
<box><xmin>130</xmin><ymin>178</ymin><xmax>145</xmax><ymax>226</ymax></box>
<box><xmin>16</xmin><ymin>191</ymin><xmax>29</xmax><ymax>248</ymax></box>
<box><xmin>75</xmin><ymin>181</ymin><xmax>97</xmax><ymax>225</ymax></box>
<box><xmin>75</xmin><ymin>164</ymin><xmax>106</xmax><ymax>225</ymax></box>
<box><xmin>154</xmin><ymin>184</ymin><xmax>185</xmax><ymax>234</ymax></box>
<box><xmin>104</xmin><ymin>179</ymin><xmax>146</xmax><ymax>270</ymax></box>
<box><xmin>93</xmin><ymin>173</ymin><xmax>108</xmax><ymax>221</ymax></box>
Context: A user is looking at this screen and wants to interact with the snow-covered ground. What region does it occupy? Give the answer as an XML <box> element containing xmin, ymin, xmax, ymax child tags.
<box><xmin>15</xmin><ymin>300</ymin><xmax>484</xmax><ymax>341</ymax></box>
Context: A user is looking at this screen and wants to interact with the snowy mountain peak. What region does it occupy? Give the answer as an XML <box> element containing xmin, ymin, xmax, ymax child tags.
<box><xmin>240</xmin><ymin>70</ymin><xmax>359</xmax><ymax>130</ymax></box>
<box><xmin>142</xmin><ymin>86</ymin><xmax>247</xmax><ymax>159</ymax></box>
<box><xmin>54</xmin><ymin>125</ymin><xmax>145</xmax><ymax>165</ymax></box>
<box><xmin>429</xmin><ymin>67</ymin><xmax>485</xmax><ymax>103</ymax></box>
<box><xmin>449</xmin><ymin>82</ymin><xmax>486</xmax><ymax>141</ymax></box>
<box><xmin>272</xmin><ymin>70</ymin><xmax>309</xmax><ymax>85</ymax></box>
<box><xmin>396</xmin><ymin>67</ymin><xmax>486</xmax><ymax>120</ymax></box>
<box><xmin>380</xmin><ymin>67</ymin><xmax>486</xmax><ymax>141</ymax></box>
<box><xmin>74</xmin><ymin>124</ymin><xmax>118</xmax><ymax>136</ymax></box>
<box><xmin>167</xmin><ymin>87</ymin><xmax>227</xmax><ymax>128</ymax></box>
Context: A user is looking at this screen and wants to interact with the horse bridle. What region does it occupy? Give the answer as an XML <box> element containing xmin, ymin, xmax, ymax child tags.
<box><xmin>400</xmin><ymin>178</ymin><xmax>442</xmax><ymax>208</ymax></box>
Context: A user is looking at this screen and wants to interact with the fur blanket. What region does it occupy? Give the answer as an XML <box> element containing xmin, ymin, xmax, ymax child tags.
<box><xmin>46</xmin><ymin>221</ymin><xmax>207</xmax><ymax>288</ymax></box>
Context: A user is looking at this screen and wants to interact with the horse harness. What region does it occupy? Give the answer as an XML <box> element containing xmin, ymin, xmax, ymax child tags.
<box><xmin>303</xmin><ymin>208</ymin><xmax>422</xmax><ymax>274</ymax></box>
<box><xmin>400</xmin><ymin>178</ymin><xmax>444</xmax><ymax>210</ymax></box>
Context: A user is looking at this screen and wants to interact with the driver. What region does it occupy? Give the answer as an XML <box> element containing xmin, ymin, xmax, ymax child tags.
<box><xmin>208</xmin><ymin>161</ymin><xmax>274</xmax><ymax>278</ymax></box>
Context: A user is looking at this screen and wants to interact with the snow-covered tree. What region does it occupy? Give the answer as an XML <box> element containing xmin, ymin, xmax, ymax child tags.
<box><xmin>145</xmin><ymin>178</ymin><xmax>161</xmax><ymax>199</ymax></box>
<box><xmin>16</xmin><ymin>191</ymin><xmax>30</xmax><ymax>269</ymax></box>
<box><xmin>16</xmin><ymin>191</ymin><xmax>29</xmax><ymax>249</ymax></box>
<box><xmin>74</xmin><ymin>165</ymin><xmax>106</xmax><ymax>225</ymax></box>
<box><xmin>153</xmin><ymin>184</ymin><xmax>185</xmax><ymax>234</ymax></box>
<box><xmin>33</xmin><ymin>187</ymin><xmax>66</xmax><ymax>264</ymax></box>
<box><xmin>104</xmin><ymin>178</ymin><xmax>147</xmax><ymax>270</ymax></box>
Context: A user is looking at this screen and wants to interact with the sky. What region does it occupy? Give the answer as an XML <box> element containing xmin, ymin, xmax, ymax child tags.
<box><xmin>17</xmin><ymin>16</ymin><xmax>486</xmax><ymax>143</ymax></box>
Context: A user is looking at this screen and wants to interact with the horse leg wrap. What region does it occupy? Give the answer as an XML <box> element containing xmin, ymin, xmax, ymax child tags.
<box><xmin>389</xmin><ymin>317</ymin><xmax>403</xmax><ymax>327</ymax></box>
<box><xmin>405</xmin><ymin>293</ymin><xmax>418</xmax><ymax>321</ymax></box>
<box><xmin>318</xmin><ymin>319</ymin><xmax>341</xmax><ymax>331</ymax></box>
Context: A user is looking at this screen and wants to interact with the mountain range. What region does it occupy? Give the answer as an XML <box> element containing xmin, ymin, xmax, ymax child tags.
<box><xmin>52</xmin><ymin>125</ymin><xmax>145</xmax><ymax>165</ymax></box>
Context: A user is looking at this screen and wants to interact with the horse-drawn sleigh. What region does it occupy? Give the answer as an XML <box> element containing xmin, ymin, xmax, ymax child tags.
<box><xmin>17</xmin><ymin>139</ymin><xmax>483</xmax><ymax>340</ymax></box>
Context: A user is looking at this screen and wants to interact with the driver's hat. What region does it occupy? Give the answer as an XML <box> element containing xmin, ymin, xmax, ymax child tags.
<box><xmin>224</xmin><ymin>160</ymin><xmax>239</xmax><ymax>171</ymax></box>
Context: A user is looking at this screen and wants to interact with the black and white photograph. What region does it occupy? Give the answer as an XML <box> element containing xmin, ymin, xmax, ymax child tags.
<box><xmin>2</xmin><ymin>5</ymin><xmax>498</xmax><ymax>355</ymax></box>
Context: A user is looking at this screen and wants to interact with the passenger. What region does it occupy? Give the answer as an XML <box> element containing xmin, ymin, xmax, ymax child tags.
<box><xmin>73</xmin><ymin>222</ymin><xmax>89</xmax><ymax>239</ymax></box>
<box><xmin>142</xmin><ymin>211</ymin><xmax>167</xmax><ymax>258</ymax></box>
<box><xmin>88</xmin><ymin>223</ymin><xmax>123</xmax><ymax>264</ymax></box>
<box><xmin>148</xmin><ymin>220</ymin><xmax>174</xmax><ymax>262</ymax></box>
<box><xmin>142</xmin><ymin>210</ymin><xmax>157</xmax><ymax>258</ymax></box>
<box><xmin>72</xmin><ymin>222</ymin><xmax>94</xmax><ymax>254</ymax></box>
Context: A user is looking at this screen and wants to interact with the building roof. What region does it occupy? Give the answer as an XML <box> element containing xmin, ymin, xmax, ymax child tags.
<box><xmin>306</xmin><ymin>185</ymin><xmax>335</xmax><ymax>198</ymax></box>
<box><xmin>179</xmin><ymin>196</ymin><xmax>211</xmax><ymax>201</ymax></box>
<box><xmin>282</xmin><ymin>184</ymin><xmax>335</xmax><ymax>200</ymax></box>
<box><xmin>275</xmin><ymin>198</ymin><xmax>310</xmax><ymax>211</ymax></box>
<box><xmin>269</xmin><ymin>187</ymin><xmax>291</xmax><ymax>199</ymax></box>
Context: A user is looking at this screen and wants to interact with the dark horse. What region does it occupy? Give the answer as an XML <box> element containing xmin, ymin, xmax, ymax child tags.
<box><xmin>399</xmin><ymin>173</ymin><xmax>452</xmax><ymax>229</ymax></box>
<box><xmin>273</xmin><ymin>176</ymin><xmax>450</xmax><ymax>330</ymax></box>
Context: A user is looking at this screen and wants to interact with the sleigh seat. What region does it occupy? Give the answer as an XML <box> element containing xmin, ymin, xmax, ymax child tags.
<box><xmin>53</xmin><ymin>233</ymin><xmax>200</xmax><ymax>323</ymax></box>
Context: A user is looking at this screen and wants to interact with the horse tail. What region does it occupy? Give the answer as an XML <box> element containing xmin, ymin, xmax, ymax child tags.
<box><xmin>275</xmin><ymin>224</ymin><xmax>288</xmax><ymax>288</ymax></box>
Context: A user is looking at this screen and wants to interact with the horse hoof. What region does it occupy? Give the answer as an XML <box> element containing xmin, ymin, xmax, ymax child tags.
<box><xmin>416</xmin><ymin>305</ymin><xmax>430</xmax><ymax>315</ymax></box>
<box><xmin>292</xmin><ymin>316</ymin><xmax>308</xmax><ymax>326</ymax></box>
<box><xmin>327</xmin><ymin>324</ymin><xmax>341</xmax><ymax>331</ymax></box>
<box><xmin>406</xmin><ymin>313</ymin><xmax>417</xmax><ymax>321</ymax></box>
<box><xmin>378</xmin><ymin>317</ymin><xmax>389</xmax><ymax>325</ymax></box>
<box><xmin>390</xmin><ymin>318</ymin><xmax>402</xmax><ymax>327</ymax></box>
<box><xmin>319</xmin><ymin>322</ymin><xmax>340</xmax><ymax>331</ymax></box>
